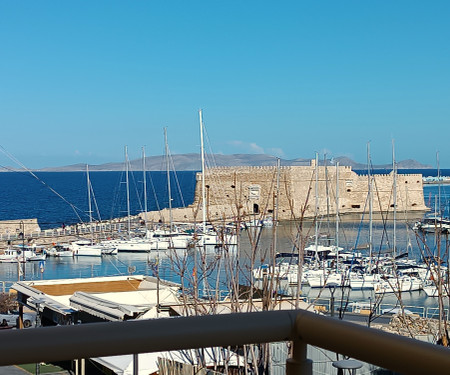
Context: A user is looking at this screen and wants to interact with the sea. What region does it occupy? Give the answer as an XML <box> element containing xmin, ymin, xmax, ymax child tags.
<box><xmin>0</xmin><ymin>168</ymin><xmax>448</xmax><ymax>230</ymax></box>
<box><xmin>0</xmin><ymin>168</ymin><xmax>449</xmax><ymax>314</ymax></box>
<box><xmin>0</xmin><ymin>170</ymin><xmax>198</xmax><ymax>230</ymax></box>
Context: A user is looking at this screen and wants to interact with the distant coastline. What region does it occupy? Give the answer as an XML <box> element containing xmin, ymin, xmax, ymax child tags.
<box><xmin>0</xmin><ymin>153</ymin><xmax>434</xmax><ymax>172</ymax></box>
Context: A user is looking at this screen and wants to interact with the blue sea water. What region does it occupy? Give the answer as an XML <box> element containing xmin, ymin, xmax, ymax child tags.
<box><xmin>0</xmin><ymin>171</ymin><xmax>198</xmax><ymax>230</ymax></box>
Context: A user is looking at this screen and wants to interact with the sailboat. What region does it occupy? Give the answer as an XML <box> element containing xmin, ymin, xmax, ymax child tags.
<box><xmin>306</xmin><ymin>154</ymin><xmax>343</xmax><ymax>288</ymax></box>
<box><xmin>422</xmin><ymin>261</ymin><xmax>449</xmax><ymax>297</ymax></box>
<box><xmin>349</xmin><ymin>143</ymin><xmax>381</xmax><ymax>290</ymax></box>
<box><xmin>414</xmin><ymin>152</ymin><xmax>450</xmax><ymax>233</ymax></box>
<box><xmin>70</xmin><ymin>164</ymin><xmax>116</xmax><ymax>256</ymax></box>
<box><xmin>113</xmin><ymin>135</ymin><xmax>193</xmax><ymax>252</ymax></box>
<box><xmin>373</xmin><ymin>141</ymin><xmax>422</xmax><ymax>294</ymax></box>
<box><xmin>251</xmin><ymin>158</ymin><xmax>308</xmax><ymax>286</ymax></box>
<box><xmin>195</xmin><ymin>109</ymin><xmax>238</xmax><ymax>248</ymax></box>
<box><xmin>105</xmin><ymin>146</ymin><xmax>167</xmax><ymax>253</ymax></box>
<box><xmin>152</xmin><ymin>128</ymin><xmax>193</xmax><ymax>249</ymax></box>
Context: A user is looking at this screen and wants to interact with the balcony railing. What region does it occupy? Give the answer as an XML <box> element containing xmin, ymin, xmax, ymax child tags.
<box><xmin>0</xmin><ymin>309</ymin><xmax>449</xmax><ymax>374</ymax></box>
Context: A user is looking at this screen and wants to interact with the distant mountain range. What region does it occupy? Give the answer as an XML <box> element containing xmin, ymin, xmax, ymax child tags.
<box><xmin>20</xmin><ymin>153</ymin><xmax>433</xmax><ymax>172</ymax></box>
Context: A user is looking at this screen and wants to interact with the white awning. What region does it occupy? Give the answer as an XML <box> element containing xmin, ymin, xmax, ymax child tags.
<box><xmin>12</xmin><ymin>282</ymin><xmax>76</xmax><ymax>316</ymax></box>
<box><xmin>69</xmin><ymin>291</ymin><xmax>154</xmax><ymax>321</ymax></box>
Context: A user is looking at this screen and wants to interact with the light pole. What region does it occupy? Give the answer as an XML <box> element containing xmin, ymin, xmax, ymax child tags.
<box><xmin>20</xmin><ymin>220</ymin><xmax>25</xmax><ymax>280</ymax></box>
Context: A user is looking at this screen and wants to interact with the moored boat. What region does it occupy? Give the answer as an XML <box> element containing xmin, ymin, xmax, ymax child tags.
<box><xmin>47</xmin><ymin>244</ymin><xmax>74</xmax><ymax>257</ymax></box>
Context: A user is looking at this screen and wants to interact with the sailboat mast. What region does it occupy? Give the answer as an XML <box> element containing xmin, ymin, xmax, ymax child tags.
<box><xmin>324</xmin><ymin>154</ymin><xmax>331</xmax><ymax>235</ymax></box>
<box><xmin>199</xmin><ymin>109</ymin><xmax>207</xmax><ymax>234</ymax></box>
<box><xmin>335</xmin><ymin>161</ymin><xmax>339</xmax><ymax>273</ymax></box>
<box><xmin>273</xmin><ymin>157</ymin><xmax>281</xmax><ymax>259</ymax></box>
<box><xmin>392</xmin><ymin>139</ymin><xmax>397</xmax><ymax>258</ymax></box>
<box><xmin>142</xmin><ymin>147</ymin><xmax>148</xmax><ymax>227</ymax></box>
<box><xmin>86</xmin><ymin>164</ymin><xmax>93</xmax><ymax>242</ymax></box>
<box><xmin>437</xmin><ymin>151</ymin><xmax>441</xmax><ymax>216</ymax></box>
<box><xmin>368</xmin><ymin>142</ymin><xmax>373</xmax><ymax>273</ymax></box>
<box><xmin>125</xmin><ymin>146</ymin><xmax>131</xmax><ymax>236</ymax></box>
<box><xmin>164</xmin><ymin>128</ymin><xmax>173</xmax><ymax>231</ymax></box>
<box><xmin>274</xmin><ymin>158</ymin><xmax>281</xmax><ymax>225</ymax></box>
<box><xmin>314</xmin><ymin>152</ymin><xmax>319</xmax><ymax>266</ymax></box>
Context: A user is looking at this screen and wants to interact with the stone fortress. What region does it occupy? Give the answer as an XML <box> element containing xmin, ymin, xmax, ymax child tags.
<box><xmin>142</xmin><ymin>159</ymin><xmax>428</xmax><ymax>224</ymax></box>
<box><xmin>0</xmin><ymin>161</ymin><xmax>427</xmax><ymax>242</ymax></box>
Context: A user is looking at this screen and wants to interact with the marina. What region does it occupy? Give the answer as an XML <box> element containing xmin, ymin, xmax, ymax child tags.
<box><xmin>1</xmin><ymin>167</ymin><xmax>450</xmax><ymax>374</ymax></box>
<box><xmin>1</xmin><ymin>216</ymin><xmax>448</xmax><ymax>315</ymax></box>
<box><xmin>0</xmin><ymin>168</ymin><xmax>449</xmax><ymax>295</ymax></box>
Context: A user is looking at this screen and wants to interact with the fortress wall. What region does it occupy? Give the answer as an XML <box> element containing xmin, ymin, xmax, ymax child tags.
<box><xmin>190</xmin><ymin>164</ymin><xmax>427</xmax><ymax>221</ymax></box>
<box><xmin>349</xmin><ymin>173</ymin><xmax>426</xmax><ymax>214</ymax></box>
<box><xmin>142</xmin><ymin>164</ymin><xmax>427</xmax><ymax>224</ymax></box>
<box><xmin>192</xmin><ymin>166</ymin><xmax>293</xmax><ymax>220</ymax></box>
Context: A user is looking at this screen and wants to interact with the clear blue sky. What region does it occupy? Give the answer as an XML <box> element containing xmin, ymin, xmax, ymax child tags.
<box><xmin>1</xmin><ymin>1</ymin><xmax>449</xmax><ymax>168</ymax></box>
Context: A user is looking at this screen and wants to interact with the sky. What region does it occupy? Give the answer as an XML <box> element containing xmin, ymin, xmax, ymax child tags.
<box><xmin>0</xmin><ymin>1</ymin><xmax>449</xmax><ymax>169</ymax></box>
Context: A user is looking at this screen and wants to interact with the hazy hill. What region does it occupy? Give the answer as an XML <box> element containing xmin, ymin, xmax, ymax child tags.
<box><xmin>32</xmin><ymin>154</ymin><xmax>433</xmax><ymax>172</ymax></box>
<box><xmin>332</xmin><ymin>157</ymin><xmax>431</xmax><ymax>170</ymax></box>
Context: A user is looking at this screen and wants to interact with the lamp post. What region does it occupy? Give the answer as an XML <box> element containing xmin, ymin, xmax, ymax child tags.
<box><xmin>20</xmin><ymin>220</ymin><xmax>25</xmax><ymax>280</ymax></box>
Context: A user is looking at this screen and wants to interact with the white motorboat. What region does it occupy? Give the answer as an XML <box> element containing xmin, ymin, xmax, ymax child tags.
<box><xmin>152</xmin><ymin>229</ymin><xmax>192</xmax><ymax>248</ymax></box>
<box><xmin>107</xmin><ymin>236</ymin><xmax>168</xmax><ymax>252</ymax></box>
<box><xmin>47</xmin><ymin>244</ymin><xmax>74</xmax><ymax>257</ymax></box>
<box><xmin>69</xmin><ymin>240</ymin><xmax>102</xmax><ymax>257</ymax></box>
<box><xmin>195</xmin><ymin>231</ymin><xmax>238</xmax><ymax>247</ymax></box>
<box><xmin>306</xmin><ymin>269</ymin><xmax>343</xmax><ymax>288</ymax></box>
<box><xmin>243</xmin><ymin>216</ymin><xmax>274</xmax><ymax>229</ymax></box>
<box><xmin>0</xmin><ymin>246</ymin><xmax>46</xmax><ymax>263</ymax></box>
<box><xmin>414</xmin><ymin>214</ymin><xmax>450</xmax><ymax>233</ymax></box>
<box><xmin>349</xmin><ymin>273</ymin><xmax>381</xmax><ymax>290</ymax></box>
<box><xmin>373</xmin><ymin>275</ymin><xmax>422</xmax><ymax>294</ymax></box>
<box><xmin>0</xmin><ymin>248</ymin><xmax>19</xmax><ymax>263</ymax></box>
<box><xmin>422</xmin><ymin>280</ymin><xmax>449</xmax><ymax>297</ymax></box>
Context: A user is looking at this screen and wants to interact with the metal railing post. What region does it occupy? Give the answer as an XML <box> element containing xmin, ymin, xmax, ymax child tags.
<box><xmin>133</xmin><ymin>353</ymin><xmax>138</xmax><ymax>375</ymax></box>
<box><xmin>286</xmin><ymin>339</ymin><xmax>312</xmax><ymax>375</ymax></box>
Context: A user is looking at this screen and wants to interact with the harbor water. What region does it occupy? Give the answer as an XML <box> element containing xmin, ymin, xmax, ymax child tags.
<box><xmin>0</xmin><ymin>169</ymin><xmax>449</xmax><ymax>316</ymax></box>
